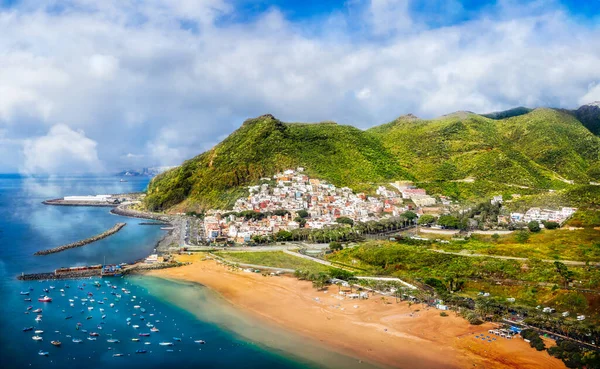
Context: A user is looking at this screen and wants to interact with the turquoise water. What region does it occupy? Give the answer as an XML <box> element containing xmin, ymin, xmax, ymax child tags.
<box><xmin>0</xmin><ymin>175</ymin><xmax>375</xmax><ymax>369</ymax></box>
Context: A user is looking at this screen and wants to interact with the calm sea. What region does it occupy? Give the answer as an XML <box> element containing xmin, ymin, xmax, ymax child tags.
<box><xmin>0</xmin><ymin>175</ymin><xmax>378</xmax><ymax>369</ymax></box>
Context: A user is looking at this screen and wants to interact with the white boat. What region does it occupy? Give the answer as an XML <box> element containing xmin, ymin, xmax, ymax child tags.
<box><xmin>72</xmin><ymin>339</ymin><xmax>82</xmax><ymax>343</ymax></box>
<box><xmin>146</xmin><ymin>323</ymin><xmax>154</xmax><ymax>328</ymax></box>
<box><xmin>109</xmin><ymin>303</ymin><xmax>115</xmax><ymax>308</ymax></box>
<box><xmin>144</xmin><ymin>342</ymin><xmax>151</xmax><ymax>345</ymax></box>
<box><xmin>107</xmin><ymin>339</ymin><xmax>120</xmax><ymax>343</ymax></box>
<box><xmin>132</xmin><ymin>325</ymin><xmax>139</xmax><ymax>329</ymax></box>
<box><xmin>133</xmin><ymin>305</ymin><xmax>140</xmax><ymax>309</ymax></box>
<box><xmin>87</xmin><ymin>337</ymin><xmax>97</xmax><ymax>341</ymax></box>
<box><xmin>32</xmin><ymin>336</ymin><xmax>43</xmax><ymax>341</ymax></box>
<box><xmin>159</xmin><ymin>342</ymin><xmax>173</xmax><ymax>346</ymax></box>
<box><xmin>38</xmin><ymin>350</ymin><xmax>49</xmax><ymax>356</ymax></box>
<box><xmin>34</xmin><ymin>330</ymin><xmax>43</xmax><ymax>334</ymax></box>
<box><xmin>150</xmin><ymin>327</ymin><xmax>159</xmax><ymax>332</ymax></box>
<box><xmin>195</xmin><ymin>340</ymin><xmax>206</xmax><ymax>344</ymax></box>
<box><xmin>88</xmin><ymin>307</ymin><xmax>94</xmax><ymax>310</ymax></box>
<box><xmin>35</xmin><ymin>316</ymin><xmax>42</xmax><ymax>322</ymax></box>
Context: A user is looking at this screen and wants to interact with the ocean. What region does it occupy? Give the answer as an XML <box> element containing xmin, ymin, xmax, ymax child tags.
<box><xmin>0</xmin><ymin>175</ymin><xmax>376</xmax><ymax>369</ymax></box>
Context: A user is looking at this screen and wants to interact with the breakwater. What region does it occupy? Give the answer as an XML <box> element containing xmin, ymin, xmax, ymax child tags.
<box><xmin>33</xmin><ymin>223</ymin><xmax>127</xmax><ymax>255</ymax></box>
<box><xmin>43</xmin><ymin>198</ymin><xmax>117</xmax><ymax>207</ymax></box>
<box><xmin>17</xmin><ymin>269</ymin><xmax>101</xmax><ymax>281</ymax></box>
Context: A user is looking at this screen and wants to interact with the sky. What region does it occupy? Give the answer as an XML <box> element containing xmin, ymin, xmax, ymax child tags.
<box><xmin>0</xmin><ymin>0</ymin><xmax>599</xmax><ymax>174</ymax></box>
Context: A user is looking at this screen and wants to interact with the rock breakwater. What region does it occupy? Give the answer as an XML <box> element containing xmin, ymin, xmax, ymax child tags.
<box><xmin>33</xmin><ymin>223</ymin><xmax>127</xmax><ymax>255</ymax></box>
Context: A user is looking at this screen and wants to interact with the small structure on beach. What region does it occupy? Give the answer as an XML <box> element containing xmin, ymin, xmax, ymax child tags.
<box><xmin>145</xmin><ymin>254</ymin><xmax>159</xmax><ymax>264</ymax></box>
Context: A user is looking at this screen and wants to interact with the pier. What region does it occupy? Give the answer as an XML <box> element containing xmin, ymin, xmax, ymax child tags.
<box><xmin>33</xmin><ymin>223</ymin><xmax>127</xmax><ymax>256</ymax></box>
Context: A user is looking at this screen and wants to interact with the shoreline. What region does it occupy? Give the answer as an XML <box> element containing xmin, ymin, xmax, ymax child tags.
<box><xmin>147</xmin><ymin>255</ymin><xmax>566</xmax><ymax>369</ymax></box>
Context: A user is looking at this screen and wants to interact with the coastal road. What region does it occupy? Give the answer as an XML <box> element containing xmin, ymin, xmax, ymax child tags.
<box><xmin>430</xmin><ymin>249</ymin><xmax>600</xmax><ymax>266</ymax></box>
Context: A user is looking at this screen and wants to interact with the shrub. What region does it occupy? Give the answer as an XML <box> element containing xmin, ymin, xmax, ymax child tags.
<box><xmin>543</xmin><ymin>221</ymin><xmax>560</xmax><ymax>230</ymax></box>
<box><xmin>440</xmin><ymin>312</ymin><xmax>448</xmax><ymax>317</ymax></box>
<box><xmin>527</xmin><ymin>221</ymin><xmax>541</xmax><ymax>232</ymax></box>
<box><xmin>329</xmin><ymin>241</ymin><xmax>343</xmax><ymax>251</ymax></box>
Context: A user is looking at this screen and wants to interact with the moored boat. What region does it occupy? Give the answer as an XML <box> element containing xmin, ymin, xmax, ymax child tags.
<box><xmin>138</xmin><ymin>333</ymin><xmax>150</xmax><ymax>337</ymax></box>
<box><xmin>32</xmin><ymin>336</ymin><xmax>43</xmax><ymax>341</ymax></box>
<box><xmin>135</xmin><ymin>349</ymin><xmax>147</xmax><ymax>354</ymax></box>
<box><xmin>72</xmin><ymin>338</ymin><xmax>82</xmax><ymax>343</ymax></box>
<box><xmin>51</xmin><ymin>340</ymin><xmax>61</xmax><ymax>346</ymax></box>
<box><xmin>195</xmin><ymin>340</ymin><xmax>206</xmax><ymax>344</ymax></box>
<box><xmin>23</xmin><ymin>327</ymin><xmax>34</xmax><ymax>332</ymax></box>
<box><xmin>38</xmin><ymin>350</ymin><xmax>49</xmax><ymax>356</ymax></box>
<box><xmin>38</xmin><ymin>296</ymin><xmax>52</xmax><ymax>302</ymax></box>
<box><xmin>159</xmin><ymin>342</ymin><xmax>173</xmax><ymax>346</ymax></box>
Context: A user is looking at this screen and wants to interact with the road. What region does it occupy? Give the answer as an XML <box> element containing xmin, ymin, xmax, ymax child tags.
<box><xmin>431</xmin><ymin>249</ymin><xmax>599</xmax><ymax>266</ymax></box>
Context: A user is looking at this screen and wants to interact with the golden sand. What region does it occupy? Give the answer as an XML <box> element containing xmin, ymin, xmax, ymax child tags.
<box><xmin>148</xmin><ymin>255</ymin><xmax>565</xmax><ymax>369</ymax></box>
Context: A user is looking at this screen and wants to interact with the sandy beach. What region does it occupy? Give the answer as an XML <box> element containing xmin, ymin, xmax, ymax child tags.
<box><xmin>147</xmin><ymin>254</ymin><xmax>566</xmax><ymax>369</ymax></box>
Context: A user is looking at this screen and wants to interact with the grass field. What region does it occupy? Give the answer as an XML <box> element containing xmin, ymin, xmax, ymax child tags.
<box><xmin>214</xmin><ymin>251</ymin><xmax>331</xmax><ymax>273</ymax></box>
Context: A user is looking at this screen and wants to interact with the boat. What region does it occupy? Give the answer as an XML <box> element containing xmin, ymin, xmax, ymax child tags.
<box><xmin>49</xmin><ymin>286</ymin><xmax>55</xmax><ymax>289</ymax></box>
<box><xmin>132</xmin><ymin>325</ymin><xmax>140</xmax><ymax>329</ymax></box>
<box><xmin>107</xmin><ymin>339</ymin><xmax>120</xmax><ymax>343</ymax></box>
<box><xmin>86</xmin><ymin>316</ymin><xmax>92</xmax><ymax>320</ymax></box>
<box><xmin>138</xmin><ymin>333</ymin><xmax>150</xmax><ymax>337</ymax></box>
<box><xmin>35</xmin><ymin>330</ymin><xmax>43</xmax><ymax>334</ymax></box>
<box><xmin>38</xmin><ymin>350</ymin><xmax>49</xmax><ymax>356</ymax></box>
<box><xmin>146</xmin><ymin>323</ymin><xmax>154</xmax><ymax>328</ymax></box>
<box><xmin>23</xmin><ymin>327</ymin><xmax>34</xmax><ymax>332</ymax></box>
<box><xmin>89</xmin><ymin>332</ymin><xmax>100</xmax><ymax>336</ymax></box>
<box><xmin>110</xmin><ymin>303</ymin><xmax>115</xmax><ymax>308</ymax></box>
<box><xmin>172</xmin><ymin>337</ymin><xmax>182</xmax><ymax>342</ymax></box>
<box><xmin>88</xmin><ymin>306</ymin><xmax>94</xmax><ymax>310</ymax></box>
<box><xmin>195</xmin><ymin>340</ymin><xmax>206</xmax><ymax>344</ymax></box>
<box><xmin>113</xmin><ymin>353</ymin><xmax>124</xmax><ymax>357</ymax></box>
<box><xmin>51</xmin><ymin>340</ymin><xmax>61</xmax><ymax>346</ymax></box>
<box><xmin>20</xmin><ymin>291</ymin><xmax>30</xmax><ymax>295</ymax></box>
<box><xmin>32</xmin><ymin>308</ymin><xmax>42</xmax><ymax>313</ymax></box>
<box><xmin>65</xmin><ymin>316</ymin><xmax>72</xmax><ymax>320</ymax></box>
<box><xmin>35</xmin><ymin>316</ymin><xmax>42</xmax><ymax>322</ymax></box>
<box><xmin>24</xmin><ymin>298</ymin><xmax>32</xmax><ymax>301</ymax></box>
<box><xmin>144</xmin><ymin>342</ymin><xmax>151</xmax><ymax>345</ymax></box>
<box><xmin>135</xmin><ymin>349</ymin><xmax>147</xmax><ymax>354</ymax></box>
<box><xmin>26</xmin><ymin>306</ymin><xmax>33</xmax><ymax>310</ymax></box>
<box><xmin>72</xmin><ymin>338</ymin><xmax>82</xmax><ymax>343</ymax></box>
<box><xmin>87</xmin><ymin>337</ymin><xmax>96</xmax><ymax>341</ymax></box>
<box><xmin>99</xmin><ymin>308</ymin><xmax>105</xmax><ymax>312</ymax></box>
<box><xmin>131</xmin><ymin>338</ymin><xmax>140</xmax><ymax>342</ymax></box>
<box><xmin>166</xmin><ymin>349</ymin><xmax>174</xmax><ymax>352</ymax></box>
<box><xmin>140</xmin><ymin>308</ymin><xmax>146</xmax><ymax>313</ymax></box>
<box><xmin>150</xmin><ymin>327</ymin><xmax>159</xmax><ymax>332</ymax></box>
<box><xmin>32</xmin><ymin>336</ymin><xmax>43</xmax><ymax>341</ymax></box>
<box><xmin>120</xmin><ymin>179</ymin><xmax>127</xmax><ymax>183</ymax></box>
<box><xmin>126</xmin><ymin>317</ymin><xmax>131</xmax><ymax>322</ymax></box>
<box><xmin>38</xmin><ymin>296</ymin><xmax>52</xmax><ymax>303</ymax></box>
<box><xmin>133</xmin><ymin>305</ymin><xmax>140</xmax><ymax>309</ymax></box>
<box><xmin>159</xmin><ymin>342</ymin><xmax>173</xmax><ymax>346</ymax></box>
<box><xmin>102</xmin><ymin>315</ymin><xmax>106</xmax><ymax>319</ymax></box>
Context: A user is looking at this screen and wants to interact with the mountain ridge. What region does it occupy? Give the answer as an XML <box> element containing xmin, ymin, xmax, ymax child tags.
<box><xmin>145</xmin><ymin>104</ymin><xmax>600</xmax><ymax>212</ymax></box>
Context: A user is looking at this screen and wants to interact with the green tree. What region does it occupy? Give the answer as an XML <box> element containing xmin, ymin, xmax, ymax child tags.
<box><xmin>402</xmin><ymin>211</ymin><xmax>418</xmax><ymax>221</ymax></box>
<box><xmin>329</xmin><ymin>241</ymin><xmax>343</xmax><ymax>251</ymax></box>
<box><xmin>336</xmin><ymin>217</ymin><xmax>354</xmax><ymax>226</ymax></box>
<box><xmin>417</xmin><ymin>214</ymin><xmax>436</xmax><ymax>225</ymax></box>
<box><xmin>554</xmin><ymin>261</ymin><xmax>574</xmax><ymax>288</ymax></box>
<box><xmin>543</xmin><ymin>221</ymin><xmax>560</xmax><ymax>230</ymax></box>
<box><xmin>515</xmin><ymin>230</ymin><xmax>530</xmax><ymax>243</ymax></box>
<box><xmin>296</xmin><ymin>210</ymin><xmax>309</xmax><ymax>218</ymax></box>
<box><xmin>491</xmin><ymin>233</ymin><xmax>500</xmax><ymax>242</ymax></box>
<box><xmin>528</xmin><ymin>221</ymin><xmax>541</xmax><ymax>232</ymax></box>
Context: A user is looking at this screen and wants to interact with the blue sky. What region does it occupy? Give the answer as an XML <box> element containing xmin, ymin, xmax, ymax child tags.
<box><xmin>0</xmin><ymin>0</ymin><xmax>599</xmax><ymax>174</ymax></box>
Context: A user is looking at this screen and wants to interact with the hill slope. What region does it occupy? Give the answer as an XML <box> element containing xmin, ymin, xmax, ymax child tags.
<box><xmin>573</xmin><ymin>102</ymin><xmax>600</xmax><ymax>136</ymax></box>
<box><xmin>145</xmin><ymin>114</ymin><xmax>412</xmax><ymax>211</ymax></box>
<box><xmin>367</xmin><ymin>108</ymin><xmax>600</xmax><ymax>189</ymax></box>
<box><xmin>146</xmin><ymin>109</ymin><xmax>600</xmax><ymax>212</ymax></box>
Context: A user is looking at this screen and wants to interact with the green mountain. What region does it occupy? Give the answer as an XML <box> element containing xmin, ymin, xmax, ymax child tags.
<box><xmin>146</xmin><ymin>108</ymin><xmax>600</xmax><ymax>212</ymax></box>
<box><xmin>482</xmin><ymin>106</ymin><xmax>532</xmax><ymax>120</ymax></box>
<box><xmin>368</xmin><ymin>108</ymin><xmax>599</xmax><ymax>188</ymax></box>
<box><xmin>145</xmin><ymin>114</ymin><xmax>412</xmax><ymax>211</ymax></box>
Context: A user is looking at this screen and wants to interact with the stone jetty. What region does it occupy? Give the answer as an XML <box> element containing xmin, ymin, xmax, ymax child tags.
<box><xmin>33</xmin><ymin>223</ymin><xmax>127</xmax><ymax>255</ymax></box>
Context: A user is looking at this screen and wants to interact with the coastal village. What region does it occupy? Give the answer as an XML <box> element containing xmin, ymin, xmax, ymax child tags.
<box><xmin>200</xmin><ymin>168</ymin><xmax>577</xmax><ymax>243</ymax></box>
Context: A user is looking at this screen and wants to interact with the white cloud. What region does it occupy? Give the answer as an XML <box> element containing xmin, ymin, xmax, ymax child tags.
<box><xmin>0</xmin><ymin>0</ymin><xmax>598</xmax><ymax>173</ymax></box>
<box><xmin>22</xmin><ymin>124</ymin><xmax>103</xmax><ymax>174</ymax></box>
<box><xmin>89</xmin><ymin>54</ymin><xmax>119</xmax><ymax>80</ymax></box>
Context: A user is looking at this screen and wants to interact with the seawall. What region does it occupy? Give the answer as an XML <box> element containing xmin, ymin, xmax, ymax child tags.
<box><xmin>33</xmin><ymin>223</ymin><xmax>127</xmax><ymax>255</ymax></box>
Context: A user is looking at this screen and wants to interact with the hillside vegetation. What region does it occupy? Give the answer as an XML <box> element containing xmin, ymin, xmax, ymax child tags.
<box><xmin>146</xmin><ymin>108</ymin><xmax>600</xmax><ymax>212</ymax></box>
<box><xmin>145</xmin><ymin>114</ymin><xmax>411</xmax><ymax>211</ymax></box>
<box><xmin>368</xmin><ymin>108</ymin><xmax>599</xmax><ymax>189</ymax></box>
